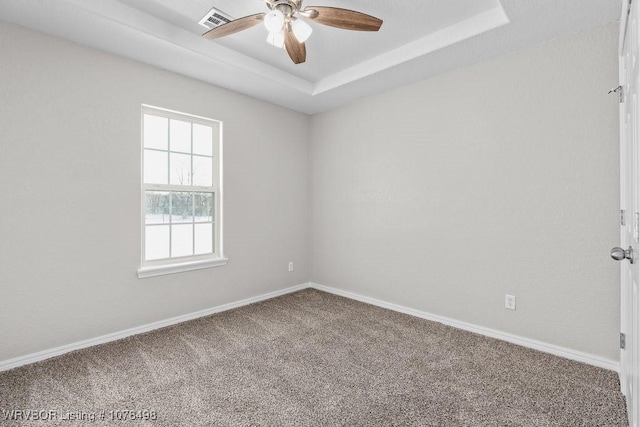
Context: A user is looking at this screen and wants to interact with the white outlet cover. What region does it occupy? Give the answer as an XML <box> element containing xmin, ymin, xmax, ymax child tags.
<box><xmin>505</xmin><ymin>294</ymin><xmax>516</xmax><ymax>310</ymax></box>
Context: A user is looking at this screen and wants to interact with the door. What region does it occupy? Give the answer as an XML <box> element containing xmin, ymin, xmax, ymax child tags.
<box><xmin>617</xmin><ymin>1</ymin><xmax>640</xmax><ymax>426</ymax></box>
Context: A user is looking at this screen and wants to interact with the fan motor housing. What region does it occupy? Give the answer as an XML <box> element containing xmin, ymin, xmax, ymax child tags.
<box><xmin>271</xmin><ymin>0</ymin><xmax>302</xmax><ymax>16</ymax></box>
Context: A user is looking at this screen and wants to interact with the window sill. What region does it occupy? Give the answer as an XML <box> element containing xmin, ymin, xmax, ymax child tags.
<box><xmin>137</xmin><ymin>257</ymin><xmax>228</xmax><ymax>279</ymax></box>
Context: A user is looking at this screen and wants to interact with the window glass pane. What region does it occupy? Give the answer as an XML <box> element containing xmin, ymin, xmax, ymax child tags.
<box><xmin>143</xmin><ymin>115</ymin><xmax>168</xmax><ymax>150</ymax></box>
<box><xmin>144</xmin><ymin>150</ymin><xmax>168</xmax><ymax>185</ymax></box>
<box><xmin>172</xmin><ymin>224</ymin><xmax>193</xmax><ymax>258</ymax></box>
<box><xmin>145</xmin><ymin>225</ymin><xmax>169</xmax><ymax>260</ymax></box>
<box><xmin>194</xmin><ymin>193</ymin><xmax>214</xmax><ymax>222</ymax></box>
<box><xmin>195</xmin><ymin>223</ymin><xmax>213</xmax><ymax>255</ymax></box>
<box><xmin>145</xmin><ymin>191</ymin><xmax>170</xmax><ymax>224</ymax></box>
<box><xmin>193</xmin><ymin>156</ymin><xmax>213</xmax><ymax>187</ymax></box>
<box><xmin>170</xmin><ymin>153</ymin><xmax>191</xmax><ymax>185</ymax></box>
<box><xmin>193</xmin><ymin>124</ymin><xmax>213</xmax><ymax>156</ymax></box>
<box><xmin>171</xmin><ymin>192</ymin><xmax>193</xmax><ymax>223</ymax></box>
<box><xmin>142</xmin><ymin>109</ymin><xmax>221</xmax><ymax>265</ymax></box>
<box><xmin>170</xmin><ymin>119</ymin><xmax>191</xmax><ymax>153</ymax></box>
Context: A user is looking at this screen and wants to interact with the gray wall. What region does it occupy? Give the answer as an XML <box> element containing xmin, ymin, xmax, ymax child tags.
<box><xmin>0</xmin><ymin>20</ymin><xmax>621</xmax><ymax>363</ymax></box>
<box><xmin>309</xmin><ymin>23</ymin><xmax>620</xmax><ymax>360</ymax></box>
<box><xmin>0</xmin><ymin>22</ymin><xmax>309</xmax><ymax>361</ymax></box>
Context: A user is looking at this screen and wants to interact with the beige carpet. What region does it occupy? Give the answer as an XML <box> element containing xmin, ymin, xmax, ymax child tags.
<box><xmin>0</xmin><ymin>289</ymin><xmax>628</xmax><ymax>426</ymax></box>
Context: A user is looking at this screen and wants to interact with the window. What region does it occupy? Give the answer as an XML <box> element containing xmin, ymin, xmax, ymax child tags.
<box><xmin>138</xmin><ymin>105</ymin><xmax>226</xmax><ymax>278</ymax></box>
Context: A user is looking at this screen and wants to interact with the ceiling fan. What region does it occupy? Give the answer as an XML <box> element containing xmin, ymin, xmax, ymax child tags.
<box><xmin>202</xmin><ymin>0</ymin><xmax>383</xmax><ymax>65</ymax></box>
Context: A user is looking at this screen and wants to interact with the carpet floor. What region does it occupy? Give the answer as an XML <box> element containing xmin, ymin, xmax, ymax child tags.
<box><xmin>0</xmin><ymin>289</ymin><xmax>628</xmax><ymax>426</ymax></box>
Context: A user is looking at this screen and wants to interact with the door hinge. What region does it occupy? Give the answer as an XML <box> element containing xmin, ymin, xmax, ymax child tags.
<box><xmin>621</xmin><ymin>332</ymin><xmax>626</xmax><ymax>350</ymax></box>
<box><xmin>610</xmin><ymin>85</ymin><xmax>624</xmax><ymax>103</ymax></box>
<box><xmin>621</xmin><ymin>209</ymin><xmax>626</xmax><ymax>226</ymax></box>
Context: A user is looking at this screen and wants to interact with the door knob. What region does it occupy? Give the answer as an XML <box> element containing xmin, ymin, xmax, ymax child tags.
<box><xmin>611</xmin><ymin>246</ymin><xmax>634</xmax><ymax>263</ymax></box>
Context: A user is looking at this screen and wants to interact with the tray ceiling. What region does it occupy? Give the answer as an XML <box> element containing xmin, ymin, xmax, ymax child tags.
<box><xmin>0</xmin><ymin>0</ymin><xmax>621</xmax><ymax>114</ymax></box>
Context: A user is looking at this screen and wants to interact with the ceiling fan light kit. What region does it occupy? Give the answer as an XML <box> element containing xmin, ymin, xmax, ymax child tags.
<box><xmin>264</xmin><ymin>9</ymin><xmax>285</xmax><ymax>33</ymax></box>
<box><xmin>266</xmin><ymin>30</ymin><xmax>285</xmax><ymax>48</ymax></box>
<box><xmin>292</xmin><ymin>19</ymin><xmax>313</xmax><ymax>43</ymax></box>
<box><xmin>202</xmin><ymin>0</ymin><xmax>383</xmax><ymax>64</ymax></box>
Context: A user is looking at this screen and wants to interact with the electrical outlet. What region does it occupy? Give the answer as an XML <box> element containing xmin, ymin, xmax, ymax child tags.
<box><xmin>505</xmin><ymin>294</ymin><xmax>516</xmax><ymax>310</ymax></box>
<box><xmin>288</xmin><ymin>261</ymin><xmax>294</xmax><ymax>272</ymax></box>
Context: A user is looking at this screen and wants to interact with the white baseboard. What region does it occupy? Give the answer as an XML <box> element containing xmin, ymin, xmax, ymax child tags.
<box><xmin>0</xmin><ymin>283</ymin><xmax>309</xmax><ymax>372</ymax></box>
<box><xmin>1</xmin><ymin>281</ymin><xmax>620</xmax><ymax>374</ymax></box>
<box><xmin>309</xmin><ymin>283</ymin><xmax>620</xmax><ymax>373</ymax></box>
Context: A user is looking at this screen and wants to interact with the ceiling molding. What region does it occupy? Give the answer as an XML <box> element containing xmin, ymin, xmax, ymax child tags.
<box><xmin>313</xmin><ymin>4</ymin><xmax>509</xmax><ymax>95</ymax></box>
<box><xmin>0</xmin><ymin>0</ymin><xmax>620</xmax><ymax>114</ymax></box>
<box><xmin>63</xmin><ymin>0</ymin><xmax>314</xmax><ymax>93</ymax></box>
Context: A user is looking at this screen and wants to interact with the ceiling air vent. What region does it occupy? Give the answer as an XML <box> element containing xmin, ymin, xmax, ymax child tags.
<box><xmin>198</xmin><ymin>7</ymin><xmax>234</xmax><ymax>30</ymax></box>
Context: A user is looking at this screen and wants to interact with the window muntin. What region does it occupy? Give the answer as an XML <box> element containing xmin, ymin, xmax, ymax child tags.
<box><xmin>141</xmin><ymin>106</ymin><xmax>222</xmax><ymax>268</ymax></box>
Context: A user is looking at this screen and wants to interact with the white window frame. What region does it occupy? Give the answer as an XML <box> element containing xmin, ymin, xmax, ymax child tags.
<box><xmin>137</xmin><ymin>105</ymin><xmax>226</xmax><ymax>279</ymax></box>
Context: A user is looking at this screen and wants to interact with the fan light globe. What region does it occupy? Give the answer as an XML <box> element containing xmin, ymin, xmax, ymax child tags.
<box><xmin>292</xmin><ymin>19</ymin><xmax>313</xmax><ymax>43</ymax></box>
<box><xmin>264</xmin><ymin>10</ymin><xmax>285</xmax><ymax>33</ymax></box>
<box><xmin>266</xmin><ymin>31</ymin><xmax>285</xmax><ymax>49</ymax></box>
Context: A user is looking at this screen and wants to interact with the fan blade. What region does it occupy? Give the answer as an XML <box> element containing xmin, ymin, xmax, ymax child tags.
<box><xmin>202</xmin><ymin>13</ymin><xmax>265</xmax><ymax>40</ymax></box>
<box><xmin>303</xmin><ymin>7</ymin><xmax>382</xmax><ymax>31</ymax></box>
<box><xmin>285</xmin><ymin>29</ymin><xmax>306</xmax><ymax>64</ymax></box>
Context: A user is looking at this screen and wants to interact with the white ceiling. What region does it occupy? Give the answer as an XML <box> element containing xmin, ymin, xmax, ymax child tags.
<box><xmin>121</xmin><ymin>0</ymin><xmax>502</xmax><ymax>82</ymax></box>
<box><xmin>0</xmin><ymin>0</ymin><xmax>621</xmax><ymax>114</ymax></box>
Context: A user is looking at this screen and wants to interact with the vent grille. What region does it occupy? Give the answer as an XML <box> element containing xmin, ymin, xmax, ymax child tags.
<box><xmin>199</xmin><ymin>8</ymin><xmax>234</xmax><ymax>30</ymax></box>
